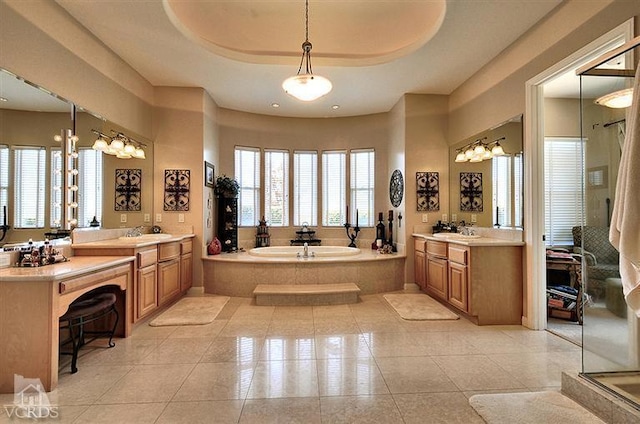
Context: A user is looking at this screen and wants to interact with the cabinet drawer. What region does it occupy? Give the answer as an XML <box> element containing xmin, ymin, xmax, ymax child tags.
<box><xmin>181</xmin><ymin>239</ymin><xmax>193</xmax><ymax>255</ymax></box>
<box><xmin>158</xmin><ymin>242</ymin><xmax>180</xmax><ymax>261</ymax></box>
<box><xmin>137</xmin><ymin>248</ymin><xmax>158</xmax><ymax>268</ymax></box>
<box><xmin>414</xmin><ymin>239</ymin><xmax>426</xmax><ymax>253</ymax></box>
<box><xmin>448</xmin><ymin>245</ymin><xmax>468</xmax><ymax>265</ymax></box>
<box><xmin>426</xmin><ymin>240</ymin><xmax>447</xmax><ymax>258</ymax></box>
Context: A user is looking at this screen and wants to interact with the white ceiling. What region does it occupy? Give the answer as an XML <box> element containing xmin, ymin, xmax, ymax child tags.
<box><xmin>4</xmin><ymin>1</ymin><xmax>570</xmax><ymax>117</ymax></box>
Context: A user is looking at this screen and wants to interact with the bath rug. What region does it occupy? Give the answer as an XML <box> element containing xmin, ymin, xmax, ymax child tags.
<box><xmin>149</xmin><ymin>296</ymin><xmax>230</xmax><ymax>326</ymax></box>
<box><xmin>469</xmin><ymin>391</ymin><xmax>605</xmax><ymax>424</ymax></box>
<box><xmin>383</xmin><ymin>293</ymin><xmax>459</xmax><ymax>320</ymax></box>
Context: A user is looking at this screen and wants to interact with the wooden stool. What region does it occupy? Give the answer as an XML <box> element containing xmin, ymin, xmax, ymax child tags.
<box><xmin>59</xmin><ymin>292</ymin><xmax>118</xmax><ymax>374</ymax></box>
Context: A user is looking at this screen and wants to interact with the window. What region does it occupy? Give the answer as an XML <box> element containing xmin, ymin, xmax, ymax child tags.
<box><xmin>350</xmin><ymin>149</ymin><xmax>375</xmax><ymax>227</ymax></box>
<box><xmin>0</xmin><ymin>145</ymin><xmax>8</xmax><ymax>226</ymax></box>
<box><xmin>264</xmin><ymin>149</ymin><xmax>289</xmax><ymax>226</ymax></box>
<box><xmin>544</xmin><ymin>137</ymin><xmax>585</xmax><ymax>246</ymax></box>
<box><xmin>235</xmin><ymin>146</ymin><xmax>260</xmax><ymax>226</ymax></box>
<box><xmin>50</xmin><ymin>148</ymin><xmax>62</xmax><ymax>227</ymax></box>
<box><xmin>13</xmin><ymin>146</ymin><xmax>46</xmax><ymax>228</ymax></box>
<box><xmin>322</xmin><ymin>151</ymin><xmax>346</xmax><ymax>226</ymax></box>
<box><xmin>492</xmin><ymin>155</ymin><xmax>512</xmax><ymax>227</ymax></box>
<box><xmin>293</xmin><ymin>151</ymin><xmax>317</xmax><ymax>226</ymax></box>
<box><xmin>77</xmin><ymin>148</ymin><xmax>103</xmax><ymax>227</ymax></box>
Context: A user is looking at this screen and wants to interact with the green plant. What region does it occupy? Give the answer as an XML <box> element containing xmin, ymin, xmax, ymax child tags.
<box><xmin>215</xmin><ymin>175</ymin><xmax>239</xmax><ymax>198</ymax></box>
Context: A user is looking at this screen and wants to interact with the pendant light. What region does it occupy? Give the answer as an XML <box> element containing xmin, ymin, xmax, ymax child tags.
<box><xmin>595</xmin><ymin>87</ymin><xmax>633</xmax><ymax>108</ymax></box>
<box><xmin>282</xmin><ymin>0</ymin><xmax>332</xmax><ymax>101</ymax></box>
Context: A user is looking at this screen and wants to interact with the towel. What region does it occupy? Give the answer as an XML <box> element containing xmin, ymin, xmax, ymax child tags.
<box><xmin>609</xmin><ymin>60</ymin><xmax>640</xmax><ymax>317</ymax></box>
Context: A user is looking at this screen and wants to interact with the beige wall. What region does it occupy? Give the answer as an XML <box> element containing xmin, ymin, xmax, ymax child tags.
<box><xmin>217</xmin><ymin>108</ymin><xmax>390</xmax><ymax>249</ymax></box>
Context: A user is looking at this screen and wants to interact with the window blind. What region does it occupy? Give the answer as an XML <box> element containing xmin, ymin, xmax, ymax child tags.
<box><xmin>492</xmin><ymin>155</ymin><xmax>512</xmax><ymax>227</ymax></box>
<box><xmin>77</xmin><ymin>148</ymin><xmax>103</xmax><ymax>227</ymax></box>
<box><xmin>235</xmin><ymin>146</ymin><xmax>261</xmax><ymax>226</ymax></box>
<box><xmin>13</xmin><ymin>146</ymin><xmax>46</xmax><ymax>228</ymax></box>
<box><xmin>322</xmin><ymin>151</ymin><xmax>346</xmax><ymax>226</ymax></box>
<box><xmin>544</xmin><ymin>137</ymin><xmax>585</xmax><ymax>246</ymax></box>
<box><xmin>264</xmin><ymin>149</ymin><xmax>289</xmax><ymax>227</ymax></box>
<box><xmin>514</xmin><ymin>153</ymin><xmax>523</xmax><ymax>228</ymax></box>
<box><xmin>293</xmin><ymin>150</ymin><xmax>317</xmax><ymax>226</ymax></box>
<box><xmin>0</xmin><ymin>145</ymin><xmax>8</xmax><ymax>226</ymax></box>
<box><xmin>350</xmin><ymin>149</ymin><xmax>375</xmax><ymax>227</ymax></box>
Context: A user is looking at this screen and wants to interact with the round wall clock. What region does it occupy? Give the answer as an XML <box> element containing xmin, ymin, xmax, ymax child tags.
<box><xmin>389</xmin><ymin>169</ymin><xmax>404</xmax><ymax>207</ymax></box>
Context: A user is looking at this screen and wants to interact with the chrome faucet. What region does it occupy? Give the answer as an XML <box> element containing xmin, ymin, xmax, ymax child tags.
<box><xmin>125</xmin><ymin>226</ymin><xmax>144</xmax><ymax>237</ymax></box>
<box><xmin>303</xmin><ymin>242</ymin><xmax>309</xmax><ymax>258</ymax></box>
<box><xmin>459</xmin><ymin>226</ymin><xmax>475</xmax><ymax>236</ymax></box>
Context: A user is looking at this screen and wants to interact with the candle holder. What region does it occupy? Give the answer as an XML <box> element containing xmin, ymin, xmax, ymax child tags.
<box><xmin>344</xmin><ymin>222</ymin><xmax>361</xmax><ymax>248</ymax></box>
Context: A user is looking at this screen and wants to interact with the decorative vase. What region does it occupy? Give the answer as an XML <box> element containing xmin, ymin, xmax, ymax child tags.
<box><xmin>207</xmin><ymin>237</ymin><xmax>222</xmax><ymax>255</ymax></box>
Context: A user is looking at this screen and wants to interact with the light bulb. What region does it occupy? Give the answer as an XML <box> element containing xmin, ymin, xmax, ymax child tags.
<box><xmin>470</xmin><ymin>154</ymin><xmax>483</xmax><ymax>163</ymax></box>
<box><xmin>491</xmin><ymin>143</ymin><xmax>505</xmax><ymax>156</ymax></box>
<box><xmin>464</xmin><ymin>148</ymin><xmax>474</xmax><ymax>159</ymax></box>
<box><xmin>70</xmin><ymin>151</ymin><xmax>79</xmax><ymax>159</ymax></box>
<box><xmin>482</xmin><ymin>149</ymin><xmax>493</xmax><ymax>160</ymax></box>
<box><xmin>474</xmin><ymin>145</ymin><xmax>485</xmax><ymax>155</ymax></box>
<box><xmin>123</xmin><ymin>144</ymin><xmax>136</xmax><ymax>154</ymax></box>
<box><xmin>54</xmin><ymin>135</ymin><xmax>63</xmax><ymax>142</ymax></box>
<box><xmin>116</xmin><ymin>151</ymin><xmax>132</xmax><ymax>159</ymax></box>
<box><xmin>70</xmin><ymin>185</ymin><xmax>78</xmax><ymax>192</ymax></box>
<box><xmin>69</xmin><ymin>169</ymin><xmax>79</xmax><ymax>176</ymax></box>
<box><xmin>133</xmin><ymin>148</ymin><xmax>146</xmax><ymax>159</ymax></box>
<box><xmin>455</xmin><ymin>152</ymin><xmax>467</xmax><ymax>162</ymax></box>
<box><xmin>110</xmin><ymin>138</ymin><xmax>124</xmax><ymax>151</ymax></box>
<box><xmin>70</xmin><ymin>135</ymin><xmax>79</xmax><ymax>142</ymax></box>
<box><xmin>70</xmin><ymin>202</ymin><xmax>78</xmax><ymax>208</ymax></box>
<box><xmin>92</xmin><ymin>138</ymin><xmax>108</xmax><ymax>151</ymax></box>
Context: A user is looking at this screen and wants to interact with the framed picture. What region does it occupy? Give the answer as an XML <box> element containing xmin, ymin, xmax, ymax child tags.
<box><xmin>416</xmin><ymin>171</ymin><xmax>439</xmax><ymax>211</ymax></box>
<box><xmin>460</xmin><ymin>172</ymin><xmax>483</xmax><ymax>212</ymax></box>
<box><xmin>164</xmin><ymin>169</ymin><xmax>190</xmax><ymax>211</ymax></box>
<box><xmin>205</xmin><ymin>161</ymin><xmax>215</xmax><ymax>188</ymax></box>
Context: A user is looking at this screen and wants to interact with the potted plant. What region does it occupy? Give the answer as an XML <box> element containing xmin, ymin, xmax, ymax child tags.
<box><xmin>215</xmin><ymin>175</ymin><xmax>239</xmax><ymax>198</ymax></box>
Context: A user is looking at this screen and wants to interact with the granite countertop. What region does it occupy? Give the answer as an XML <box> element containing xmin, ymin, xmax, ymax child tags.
<box><xmin>0</xmin><ymin>256</ymin><xmax>135</xmax><ymax>282</ymax></box>
<box><xmin>72</xmin><ymin>233</ymin><xmax>195</xmax><ymax>249</ymax></box>
<box><xmin>412</xmin><ymin>233</ymin><xmax>525</xmax><ymax>247</ymax></box>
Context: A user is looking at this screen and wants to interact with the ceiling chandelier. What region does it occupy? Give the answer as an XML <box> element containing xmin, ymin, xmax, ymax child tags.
<box><xmin>282</xmin><ymin>0</ymin><xmax>332</xmax><ymax>102</ymax></box>
<box><xmin>455</xmin><ymin>137</ymin><xmax>506</xmax><ymax>163</ymax></box>
<box><xmin>91</xmin><ymin>129</ymin><xmax>146</xmax><ymax>159</ymax></box>
<box><xmin>595</xmin><ymin>87</ymin><xmax>633</xmax><ymax>108</ymax></box>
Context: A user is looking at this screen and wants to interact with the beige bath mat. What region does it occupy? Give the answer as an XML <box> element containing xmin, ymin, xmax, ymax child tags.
<box><xmin>383</xmin><ymin>293</ymin><xmax>459</xmax><ymax>320</ymax></box>
<box><xmin>469</xmin><ymin>391</ymin><xmax>605</xmax><ymax>424</ymax></box>
<box><xmin>149</xmin><ymin>296</ymin><xmax>230</xmax><ymax>326</ymax></box>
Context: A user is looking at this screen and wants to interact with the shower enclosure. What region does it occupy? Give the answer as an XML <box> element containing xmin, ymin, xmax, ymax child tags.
<box><xmin>577</xmin><ymin>35</ymin><xmax>640</xmax><ymax>410</ymax></box>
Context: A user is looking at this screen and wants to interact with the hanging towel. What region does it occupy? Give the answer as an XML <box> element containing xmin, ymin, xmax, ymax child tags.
<box><xmin>610</xmin><ymin>60</ymin><xmax>640</xmax><ymax>317</ymax></box>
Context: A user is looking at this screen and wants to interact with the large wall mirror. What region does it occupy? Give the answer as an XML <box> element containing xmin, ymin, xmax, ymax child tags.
<box><xmin>0</xmin><ymin>69</ymin><xmax>153</xmax><ymax>244</ymax></box>
<box><xmin>449</xmin><ymin>115</ymin><xmax>523</xmax><ymax>228</ymax></box>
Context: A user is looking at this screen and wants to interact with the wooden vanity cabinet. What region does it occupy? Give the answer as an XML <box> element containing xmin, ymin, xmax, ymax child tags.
<box><xmin>158</xmin><ymin>242</ymin><xmax>181</xmax><ymax>306</ymax></box>
<box><xmin>180</xmin><ymin>239</ymin><xmax>193</xmax><ymax>292</ymax></box>
<box><xmin>425</xmin><ymin>240</ymin><xmax>448</xmax><ymax>301</ymax></box>
<box><xmin>447</xmin><ymin>245</ymin><xmax>469</xmax><ymax>312</ymax></box>
<box><xmin>137</xmin><ymin>247</ymin><xmax>158</xmax><ymax>319</ymax></box>
<box><xmin>414</xmin><ymin>239</ymin><xmax>426</xmax><ymax>289</ymax></box>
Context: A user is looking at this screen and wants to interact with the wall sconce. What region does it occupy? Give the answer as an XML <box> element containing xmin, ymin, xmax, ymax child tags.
<box><xmin>455</xmin><ymin>137</ymin><xmax>506</xmax><ymax>163</ymax></box>
<box><xmin>91</xmin><ymin>129</ymin><xmax>146</xmax><ymax>159</ymax></box>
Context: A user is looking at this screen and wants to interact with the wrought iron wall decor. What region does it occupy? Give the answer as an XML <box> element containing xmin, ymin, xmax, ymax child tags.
<box><xmin>114</xmin><ymin>169</ymin><xmax>142</xmax><ymax>211</ymax></box>
<box><xmin>389</xmin><ymin>169</ymin><xmax>404</xmax><ymax>207</ymax></box>
<box><xmin>460</xmin><ymin>172</ymin><xmax>483</xmax><ymax>212</ymax></box>
<box><xmin>416</xmin><ymin>171</ymin><xmax>439</xmax><ymax>211</ymax></box>
<box><xmin>164</xmin><ymin>169</ymin><xmax>190</xmax><ymax>211</ymax></box>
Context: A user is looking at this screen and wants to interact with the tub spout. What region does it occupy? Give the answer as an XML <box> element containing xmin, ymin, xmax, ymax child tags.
<box><xmin>303</xmin><ymin>242</ymin><xmax>309</xmax><ymax>258</ymax></box>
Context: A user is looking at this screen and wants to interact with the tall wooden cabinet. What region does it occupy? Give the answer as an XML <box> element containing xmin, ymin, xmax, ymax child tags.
<box><xmin>425</xmin><ymin>240</ymin><xmax>448</xmax><ymax>301</ymax></box>
<box><xmin>414</xmin><ymin>239</ymin><xmax>426</xmax><ymax>290</ymax></box>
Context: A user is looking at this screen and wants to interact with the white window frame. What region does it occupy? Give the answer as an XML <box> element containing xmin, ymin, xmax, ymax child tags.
<box><xmin>13</xmin><ymin>146</ymin><xmax>46</xmax><ymax>228</ymax></box>
<box><xmin>544</xmin><ymin>137</ymin><xmax>585</xmax><ymax>246</ymax></box>
<box><xmin>322</xmin><ymin>150</ymin><xmax>347</xmax><ymax>227</ymax></box>
<box><xmin>293</xmin><ymin>150</ymin><xmax>317</xmax><ymax>226</ymax></box>
<box><xmin>350</xmin><ymin>149</ymin><xmax>375</xmax><ymax>227</ymax></box>
<box><xmin>235</xmin><ymin>146</ymin><xmax>261</xmax><ymax>227</ymax></box>
<box><xmin>264</xmin><ymin>149</ymin><xmax>289</xmax><ymax>227</ymax></box>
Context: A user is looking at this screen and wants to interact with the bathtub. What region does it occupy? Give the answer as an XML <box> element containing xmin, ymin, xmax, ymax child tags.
<box><xmin>249</xmin><ymin>246</ymin><xmax>361</xmax><ymax>257</ymax></box>
<box><xmin>203</xmin><ymin>245</ymin><xmax>405</xmax><ymax>297</ymax></box>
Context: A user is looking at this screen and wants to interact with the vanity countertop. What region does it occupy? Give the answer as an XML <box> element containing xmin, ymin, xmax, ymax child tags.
<box><xmin>71</xmin><ymin>233</ymin><xmax>195</xmax><ymax>250</ymax></box>
<box><xmin>0</xmin><ymin>255</ymin><xmax>135</xmax><ymax>282</ymax></box>
<box><xmin>412</xmin><ymin>233</ymin><xmax>524</xmax><ymax>247</ymax></box>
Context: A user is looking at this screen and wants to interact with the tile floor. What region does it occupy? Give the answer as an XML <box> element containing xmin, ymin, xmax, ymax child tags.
<box><xmin>0</xmin><ymin>286</ymin><xmax>581</xmax><ymax>423</ymax></box>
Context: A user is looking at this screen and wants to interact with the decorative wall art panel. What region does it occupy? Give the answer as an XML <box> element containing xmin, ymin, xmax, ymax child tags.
<box><xmin>115</xmin><ymin>169</ymin><xmax>142</xmax><ymax>211</ymax></box>
<box><xmin>164</xmin><ymin>169</ymin><xmax>190</xmax><ymax>211</ymax></box>
<box><xmin>416</xmin><ymin>171</ymin><xmax>439</xmax><ymax>211</ymax></box>
<box><xmin>460</xmin><ymin>172</ymin><xmax>483</xmax><ymax>212</ymax></box>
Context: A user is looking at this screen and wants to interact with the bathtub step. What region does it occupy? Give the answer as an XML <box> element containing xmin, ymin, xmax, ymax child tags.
<box><xmin>253</xmin><ymin>283</ymin><xmax>361</xmax><ymax>306</ymax></box>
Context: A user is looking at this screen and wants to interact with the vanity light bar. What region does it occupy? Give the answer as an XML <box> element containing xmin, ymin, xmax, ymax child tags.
<box><xmin>455</xmin><ymin>137</ymin><xmax>506</xmax><ymax>163</ymax></box>
<box><xmin>91</xmin><ymin>129</ymin><xmax>146</xmax><ymax>159</ymax></box>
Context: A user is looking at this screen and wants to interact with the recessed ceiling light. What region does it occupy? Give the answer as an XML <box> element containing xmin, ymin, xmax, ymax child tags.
<box><xmin>0</xmin><ymin>97</ymin><xmax>8</xmax><ymax>102</ymax></box>
<box><xmin>271</xmin><ymin>103</ymin><xmax>280</xmax><ymax>108</ymax></box>
<box><xmin>331</xmin><ymin>105</ymin><xmax>340</xmax><ymax>110</ymax></box>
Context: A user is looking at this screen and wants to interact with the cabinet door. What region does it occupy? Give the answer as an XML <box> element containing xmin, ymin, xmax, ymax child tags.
<box><xmin>158</xmin><ymin>259</ymin><xmax>181</xmax><ymax>306</ymax></box>
<box><xmin>426</xmin><ymin>256</ymin><xmax>448</xmax><ymax>300</ymax></box>
<box><xmin>414</xmin><ymin>251</ymin><xmax>426</xmax><ymax>289</ymax></box>
<box><xmin>180</xmin><ymin>253</ymin><xmax>193</xmax><ymax>292</ymax></box>
<box><xmin>137</xmin><ymin>265</ymin><xmax>157</xmax><ymax>320</ymax></box>
<box><xmin>448</xmin><ymin>262</ymin><xmax>468</xmax><ymax>312</ymax></box>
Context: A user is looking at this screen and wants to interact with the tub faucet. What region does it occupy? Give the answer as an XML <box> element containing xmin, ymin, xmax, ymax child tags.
<box><xmin>126</xmin><ymin>226</ymin><xmax>144</xmax><ymax>237</ymax></box>
<box><xmin>303</xmin><ymin>242</ymin><xmax>309</xmax><ymax>258</ymax></box>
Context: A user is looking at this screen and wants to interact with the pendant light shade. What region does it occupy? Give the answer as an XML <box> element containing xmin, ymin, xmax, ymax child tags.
<box><xmin>595</xmin><ymin>88</ymin><xmax>633</xmax><ymax>108</ymax></box>
<box><xmin>283</xmin><ymin>1</ymin><xmax>332</xmax><ymax>101</ymax></box>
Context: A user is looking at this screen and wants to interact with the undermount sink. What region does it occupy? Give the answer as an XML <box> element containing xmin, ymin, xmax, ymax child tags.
<box><xmin>118</xmin><ymin>233</ymin><xmax>173</xmax><ymax>241</ymax></box>
<box><xmin>432</xmin><ymin>233</ymin><xmax>482</xmax><ymax>240</ymax></box>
